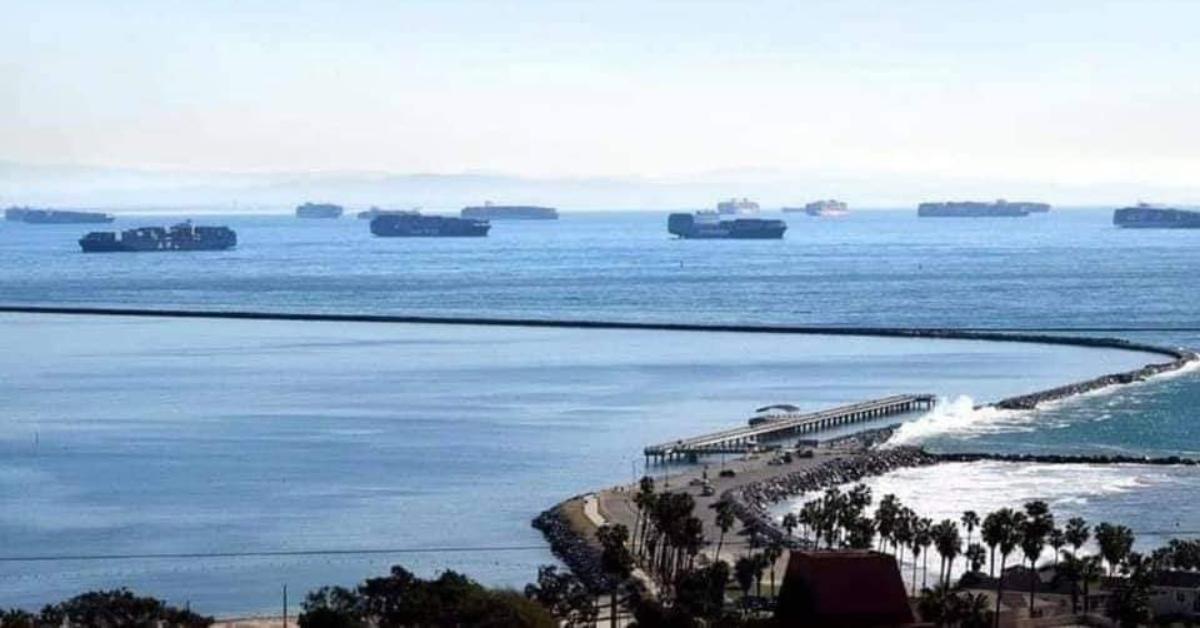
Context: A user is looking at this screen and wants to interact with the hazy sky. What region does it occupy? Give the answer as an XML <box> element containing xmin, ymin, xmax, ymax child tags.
<box><xmin>4</xmin><ymin>0</ymin><xmax>1199</xmax><ymax>187</ymax></box>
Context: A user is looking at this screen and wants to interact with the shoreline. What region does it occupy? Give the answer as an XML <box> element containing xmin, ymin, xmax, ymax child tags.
<box><xmin>538</xmin><ymin>332</ymin><xmax>1197</xmax><ymax>588</ymax></box>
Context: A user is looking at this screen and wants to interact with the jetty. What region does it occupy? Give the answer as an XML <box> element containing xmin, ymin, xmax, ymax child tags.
<box><xmin>644</xmin><ymin>394</ymin><xmax>936</xmax><ymax>462</ymax></box>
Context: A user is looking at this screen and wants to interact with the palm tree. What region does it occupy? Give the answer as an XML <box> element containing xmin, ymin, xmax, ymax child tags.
<box><xmin>781</xmin><ymin>511</ymin><xmax>798</xmax><ymax>540</ymax></box>
<box><xmin>1047</xmin><ymin>527</ymin><xmax>1066</xmax><ymax>566</ymax></box>
<box><xmin>633</xmin><ymin>476</ymin><xmax>656</xmax><ymax>557</ymax></box>
<box><xmin>875</xmin><ymin>494</ymin><xmax>901</xmax><ymax>554</ymax></box>
<box><xmin>1020</xmin><ymin>500</ymin><xmax>1054</xmax><ymax>616</ymax></box>
<box><xmin>1057</xmin><ymin>551</ymin><xmax>1084</xmax><ymax>613</ymax></box>
<box><xmin>714</xmin><ymin>501</ymin><xmax>735</xmax><ymax>562</ymax></box>
<box><xmin>991</xmin><ymin>508</ymin><xmax>1025</xmax><ymax>628</ymax></box>
<box><xmin>734</xmin><ymin>555</ymin><xmax>757</xmax><ymax>612</ymax></box>
<box><xmin>961</xmin><ymin>510</ymin><xmax>980</xmax><ymax>548</ymax></box>
<box><xmin>909</xmin><ymin>521</ymin><xmax>927</xmax><ymax>596</ymax></box>
<box><xmin>1095</xmin><ymin>522</ymin><xmax>1135</xmax><ymax>576</ymax></box>
<box><xmin>966</xmin><ymin>543</ymin><xmax>987</xmax><ymax>574</ymax></box>
<box><xmin>1077</xmin><ymin>554</ymin><xmax>1104</xmax><ymax>614</ymax></box>
<box><xmin>893</xmin><ymin>508</ymin><xmax>916</xmax><ymax>574</ymax></box>
<box><xmin>1064</xmin><ymin>517</ymin><xmax>1089</xmax><ymax>558</ymax></box>
<box><xmin>981</xmin><ymin>511</ymin><xmax>1005</xmax><ymax>577</ymax></box>
<box><xmin>932</xmin><ymin>519</ymin><xmax>962</xmax><ymax>587</ymax></box>
<box><xmin>763</xmin><ymin>539</ymin><xmax>785</xmax><ymax>599</ymax></box>
<box><xmin>917</xmin><ymin>519</ymin><xmax>934</xmax><ymax>589</ymax></box>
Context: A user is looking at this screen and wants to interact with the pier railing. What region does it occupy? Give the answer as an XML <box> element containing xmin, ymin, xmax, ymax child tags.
<box><xmin>644</xmin><ymin>394</ymin><xmax>936</xmax><ymax>461</ymax></box>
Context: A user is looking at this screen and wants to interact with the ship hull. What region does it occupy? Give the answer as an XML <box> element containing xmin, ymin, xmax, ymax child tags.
<box><xmin>667</xmin><ymin>214</ymin><xmax>786</xmax><ymax>239</ymax></box>
<box><xmin>6</xmin><ymin>208</ymin><xmax>114</xmax><ymax>224</ymax></box>
<box><xmin>1113</xmin><ymin>207</ymin><xmax>1200</xmax><ymax>229</ymax></box>
<box><xmin>461</xmin><ymin>206</ymin><xmax>558</xmax><ymax>220</ymax></box>
<box><xmin>80</xmin><ymin>241</ymin><xmax>236</xmax><ymax>253</ymax></box>
<box><xmin>370</xmin><ymin>215</ymin><xmax>490</xmax><ymax>237</ymax></box>
<box><xmin>79</xmin><ymin>223</ymin><xmax>237</xmax><ymax>252</ymax></box>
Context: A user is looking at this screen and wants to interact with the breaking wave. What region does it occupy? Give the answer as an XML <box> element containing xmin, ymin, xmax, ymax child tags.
<box><xmin>886</xmin><ymin>395</ymin><xmax>1026</xmax><ymax>446</ymax></box>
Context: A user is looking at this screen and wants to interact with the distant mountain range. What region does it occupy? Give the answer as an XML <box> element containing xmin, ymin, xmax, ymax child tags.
<box><xmin>1</xmin><ymin>161</ymin><xmax>1196</xmax><ymax>213</ymax></box>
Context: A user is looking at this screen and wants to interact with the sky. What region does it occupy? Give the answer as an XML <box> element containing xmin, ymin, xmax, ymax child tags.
<box><xmin>3</xmin><ymin>0</ymin><xmax>1199</xmax><ymax>200</ymax></box>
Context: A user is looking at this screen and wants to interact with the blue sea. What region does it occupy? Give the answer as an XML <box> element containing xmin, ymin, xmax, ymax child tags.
<box><xmin>1</xmin><ymin>210</ymin><xmax>1198</xmax><ymax>614</ymax></box>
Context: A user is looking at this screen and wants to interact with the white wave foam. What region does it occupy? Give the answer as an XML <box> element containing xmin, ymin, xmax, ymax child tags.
<box><xmin>886</xmin><ymin>395</ymin><xmax>1025</xmax><ymax>446</ymax></box>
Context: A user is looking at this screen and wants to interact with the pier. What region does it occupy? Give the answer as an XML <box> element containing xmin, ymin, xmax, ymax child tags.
<box><xmin>644</xmin><ymin>394</ymin><xmax>936</xmax><ymax>462</ymax></box>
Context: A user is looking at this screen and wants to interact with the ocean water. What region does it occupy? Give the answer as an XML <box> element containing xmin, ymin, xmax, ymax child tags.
<box><xmin>1</xmin><ymin>210</ymin><xmax>1199</xmax><ymax>613</ymax></box>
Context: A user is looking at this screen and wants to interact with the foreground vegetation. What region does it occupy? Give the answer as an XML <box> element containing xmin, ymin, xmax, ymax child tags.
<box><xmin>4</xmin><ymin>475</ymin><xmax>1199</xmax><ymax>627</ymax></box>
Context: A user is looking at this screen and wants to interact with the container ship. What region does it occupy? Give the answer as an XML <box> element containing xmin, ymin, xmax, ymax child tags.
<box><xmin>1113</xmin><ymin>203</ymin><xmax>1200</xmax><ymax>229</ymax></box>
<box><xmin>667</xmin><ymin>211</ymin><xmax>786</xmax><ymax>239</ymax></box>
<box><xmin>6</xmin><ymin>207</ymin><xmax>115</xmax><ymax>224</ymax></box>
<box><xmin>370</xmin><ymin>213</ymin><xmax>490</xmax><ymax>237</ymax></box>
<box><xmin>295</xmin><ymin>202</ymin><xmax>344</xmax><ymax>219</ymax></box>
<box><xmin>716</xmin><ymin>198</ymin><xmax>761</xmax><ymax>215</ymax></box>
<box><xmin>917</xmin><ymin>199</ymin><xmax>1051</xmax><ymax>217</ymax></box>
<box><xmin>79</xmin><ymin>221</ymin><xmax>237</xmax><ymax>252</ymax></box>
<box><xmin>357</xmin><ymin>207</ymin><xmax>419</xmax><ymax>220</ymax></box>
<box><xmin>461</xmin><ymin>203</ymin><xmax>558</xmax><ymax>220</ymax></box>
<box><xmin>783</xmin><ymin>200</ymin><xmax>849</xmax><ymax>217</ymax></box>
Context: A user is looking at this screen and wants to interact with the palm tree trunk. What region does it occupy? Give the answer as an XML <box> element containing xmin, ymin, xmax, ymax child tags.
<box><xmin>715</xmin><ymin>532</ymin><xmax>724</xmax><ymax>562</ymax></box>
<box><xmin>912</xmin><ymin>554</ymin><xmax>918</xmax><ymax>596</ymax></box>
<box><xmin>1028</xmin><ymin>558</ymin><xmax>1037</xmax><ymax>617</ymax></box>
<box><xmin>922</xmin><ymin>552</ymin><xmax>929</xmax><ymax>589</ymax></box>
<box><xmin>994</xmin><ymin>556</ymin><xmax>1007</xmax><ymax>628</ymax></box>
<box><xmin>989</xmin><ymin>546</ymin><xmax>996</xmax><ymax>578</ymax></box>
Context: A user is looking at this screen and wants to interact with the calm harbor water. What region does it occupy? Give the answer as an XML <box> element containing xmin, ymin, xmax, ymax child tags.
<box><xmin>1</xmin><ymin>209</ymin><xmax>1199</xmax><ymax>614</ymax></box>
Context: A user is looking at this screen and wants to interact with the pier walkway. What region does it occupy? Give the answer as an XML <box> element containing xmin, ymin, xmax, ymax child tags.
<box><xmin>644</xmin><ymin>394</ymin><xmax>936</xmax><ymax>462</ymax></box>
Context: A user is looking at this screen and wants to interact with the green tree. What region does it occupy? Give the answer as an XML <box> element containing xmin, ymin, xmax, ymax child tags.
<box><xmin>672</xmin><ymin>561</ymin><xmax>730</xmax><ymax>621</ymax></box>
<box><xmin>1107</xmin><ymin>552</ymin><xmax>1154</xmax><ymax>628</ymax></box>
<box><xmin>1094</xmin><ymin>523</ymin><xmax>1135</xmax><ymax>576</ymax></box>
<box><xmin>932</xmin><ymin>519</ymin><xmax>962</xmax><ymax>587</ymax></box>
<box><xmin>961</xmin><ymin>510</ymin><xmax>980</xmax><ymax>548</ymax></box>
<box><xmin>763</xmin><ymin>540</ymin><xmax>785</xmax><ymax>599</ymax></box>
<box><xmin>781</xmin><ymin>511</ymin><xmax>798</xmax><ymax>540</ymax></box>
<box><xmin>1019</xmin><ymin>500</ymin><xmax>1054</xmax><ymax>616</ymax></box>
<box><xmin>525</xmin><ymin>565</ymin><xmax>596</xmax><ymax>627</ymax></box>
<box><xmin>1063</xmin><ymin>517</ymin><xmax>1090</xmax><ymax>558</ymax></box>
<box><xmin>715</xmin><ymin>501</ymin><xmax>736</xmax><ymax>561</ymax></box>
<box><xmin>34</xmin><ymin>589</ymin><xmax>212</xmax><ymax>628</ymax></box>
<box><xmin>990</xmin><ymin>508</ymin><xmax>1025</xmax><ymax>628</ymax></box>
<box><xmin>1047</xmin><ymin>527</ymin><xmax>1066</xmax><ymax>566</ymax></box>
<box><xmin>965</xmin><ymin>543</ymin><xmax>987</xmax><ymax>574</ymax></box>
<box><xmin>299</xmin><ymin>586</ymin><xmax>364</xmax><ymax>628</ymax></box>
<box><xmin>0</xmin><ymin>609</ymin><xmax>36</xmax><ymax>628</ymax></box>
<box><xmin>734</xmin><ymin>555</ymin><xmax>758</xmax><ymax>613</ymax></box>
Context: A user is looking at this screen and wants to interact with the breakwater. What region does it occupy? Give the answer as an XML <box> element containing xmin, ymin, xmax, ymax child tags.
<box><xmin>933</xmin><ymin>452</ymin><xmax>1200</xmax><ymax>466</ymax></box>
<box><xmin>726</xmin><ymin>447</ymin><xmax>938</xmax><ymax>545</ymax></box>
<box><xmin>0</xmin><ymin>306</ymin><xmax>1191</xmax><ymax>358</ymax></box>
<box><xmin>991</xmin><ymin>348</ymin><xmax>1196</xmax><ymax>410</ymax></box>
<box><xmin>530</xmin><ymin>504</ymin><xmax>614</xmax><ymax>592</ymax></box>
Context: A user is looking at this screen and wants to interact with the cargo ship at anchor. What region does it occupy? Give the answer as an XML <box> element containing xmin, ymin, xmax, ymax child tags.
<box><xmin>783</xmin><ymin>199</ymin><xmax>849</xmax><ymax>217</ymax></box>
<box><xmin>370</xmin><ymin>212</ymin><xmax>490</xmax><ymax>237</ymax></box>
<box><xmin>1113</xmin><ymin>203</ymin><xmax>1200</xmax><ymax>229</ymax></box>
<box><xmin>667</xmin><ymin>211</ymin><xmax>786</xmax><ymax>239</ymax></box>
<box><xmin>918</xmin><ymin>199</ymin><xmax>1051</xmax><ymax>217</ymax></box>
<box><xmin>295</xmin><ymin>202</ymin><xmax>344</xmax><ymax>219</ymax></box>
<box><xmin>461</xmin><ymin>203</ymin><xmax>558</xmax><ymax>220</ymax></box>
<box><xmin>357</xmin><ymin>207</ymin><xmax>419</xmax><ymax>220</ymax></box>
<box><xmin>6</xmin><ymin>207</ymin><xmax>115</xmax><ymax>224</ymax></box>
<box><xmin>79</xmin><ymin>221</ymin><xmax>237</xmax><ymax>252</ymax></box>
<box><xmin>716</xmin><ymin>198</ymin><xmax>761</xmax><ymax>215</ymax></box>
